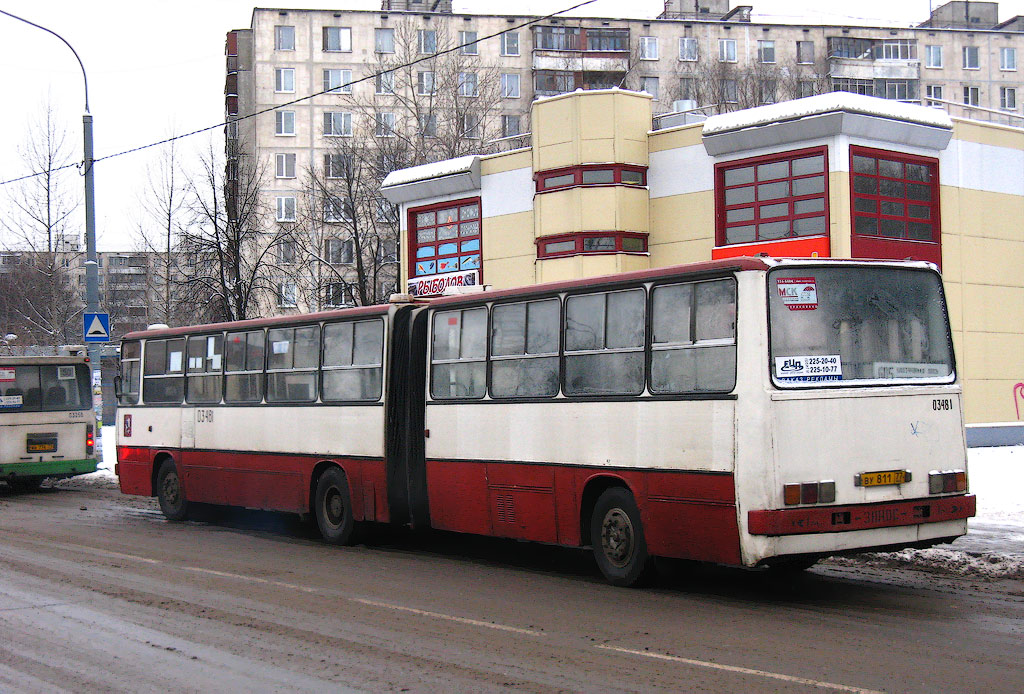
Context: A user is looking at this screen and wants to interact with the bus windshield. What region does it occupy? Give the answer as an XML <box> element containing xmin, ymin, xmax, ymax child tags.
<box><xmin>0</xmin><ymin>363</ymin><xmax>92</xmax><ymax>411</ymax></box>
<box><xmin>768</xmin><ymin>266</ymin><xmax>955</xmax><ymax>387</ymax></box>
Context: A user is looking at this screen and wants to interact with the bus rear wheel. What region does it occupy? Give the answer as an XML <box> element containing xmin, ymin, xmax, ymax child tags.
<box><xmin>314</xmin><ymin>467</ymin><xmax>358</xmax><ymax>545</ymax></box>
<box><xmin>590</xmin><ymin>487</ymin><xmax>654</xmax><ymax>587</ymax></box>
<box><xmin>9</xmin><ymin>477</ymin><xmax>43</xmax><ymax>493</ymax></box>
<box><xmin>156</xmin><ymin>459</ymin><xmax>189</xmax><ymax>521</ymax></box>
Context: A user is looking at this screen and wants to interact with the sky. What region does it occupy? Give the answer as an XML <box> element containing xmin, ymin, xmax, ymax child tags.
<box><xmin>4</xmin><ymin>0</ymin><xmax>1024</xmax><ymax>252</ymax></box>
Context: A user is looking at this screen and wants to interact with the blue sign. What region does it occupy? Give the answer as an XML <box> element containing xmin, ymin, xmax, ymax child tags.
<box><xmin>84</xmin><ymin>312</ymin><xmax>110</xmax><ymax>342</ymax></box>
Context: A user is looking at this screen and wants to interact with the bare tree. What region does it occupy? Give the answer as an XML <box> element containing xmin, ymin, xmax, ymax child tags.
<box><xmin>177</xmin><ymin>139</ymin><xmax>280</xmax><ymax>322</ymax></box>
<box><xmin>0</xmin><ymin>253</ymin><xmax>79</xmax><ymax>345</ymax></box>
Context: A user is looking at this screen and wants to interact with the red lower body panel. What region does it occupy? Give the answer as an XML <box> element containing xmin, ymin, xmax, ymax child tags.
<box><xmin>747</xmin><ymin>494</ymin><xmax>976</xmax><ymax>536</ymax></box>
<box><xmin>116</xmin><ymin>446</ymin><xmax>388</xmax><ymax>520</ymax></box>
<box><xmin>425</xmin><ymin>459</ymin><xmax>742</xmax><ymax>565</ymax></box>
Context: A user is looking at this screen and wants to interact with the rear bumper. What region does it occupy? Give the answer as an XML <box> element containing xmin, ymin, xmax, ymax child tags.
<box><xmin>0</xmin><ymin>458</ymin><xmax>98</xmax><ymax>479</ymax></box>
<box><xmin>748</xmin><ymin>494</ymin><xmax>975</xmax><ymax>536</ymax></box>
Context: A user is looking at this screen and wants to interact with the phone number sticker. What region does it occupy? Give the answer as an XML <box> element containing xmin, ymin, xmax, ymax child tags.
<box><xmin>775</xmin><ymin>354</ymin><xmax>843</xmax><ymax>381</ymax></box>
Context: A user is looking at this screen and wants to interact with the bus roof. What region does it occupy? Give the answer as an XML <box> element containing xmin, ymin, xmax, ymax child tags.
<box><xmin>0</xmin><ymin>355</ymin><xmax>89</xmax><ymax>366</ymax></box>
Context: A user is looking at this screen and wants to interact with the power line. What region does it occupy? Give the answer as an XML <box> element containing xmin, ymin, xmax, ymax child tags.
<box><xmin>0</xmin><ymin>0</ymin><xmax>597</xmax><ymax>189</ymax></box>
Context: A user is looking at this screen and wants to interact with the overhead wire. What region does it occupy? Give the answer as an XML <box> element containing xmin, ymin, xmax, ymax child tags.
<box><xmin>0</xmin><ymin>0</ymin><xmax>597</xmax><ymax>188</ymax></box>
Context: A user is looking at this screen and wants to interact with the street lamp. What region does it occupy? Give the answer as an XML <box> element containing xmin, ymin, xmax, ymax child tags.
<box><xmin>1</xmin><ymin>333</ymin><xmax>17</xmax><ymax>355</ymax></box>
<box><xmin>1</xmin><ymin>10</ymin><xmax>100</xmax><ymax>365</ymax></box>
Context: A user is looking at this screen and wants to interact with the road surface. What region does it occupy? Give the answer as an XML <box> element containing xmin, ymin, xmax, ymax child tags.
<box><xmin>1</xmin><ymin>478</ymin><xmax>1021</xmax><ymax>693</ymax></box>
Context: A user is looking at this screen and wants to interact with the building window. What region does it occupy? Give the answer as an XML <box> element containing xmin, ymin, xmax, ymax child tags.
<box><xmin>501</xmin><ymin>31</ymin><xmax>519</xmax><ymax>56</ymax></box>
<box><xmin>375</xmin><ymin>199</ymin><xmax>398</xmax><ymax>223</ymax></box>
<box><xmin>832</xmin><ymin>77</ymin><xmax>874</xmax><ymax>96</ymax></box>
<box><xmin>324</xmin><ymin>283</ymin><xmax>350</xmax><ymax>307</ymax></box>
<box><xmin>925</xmin><ymin>45</ymin><xmax>942</xmax><ymax>68</ymax></box>
<box><xmin>275</xmin><ymin>25</ymin><xmax>295</xmax><ymax>51</ymax></box>
<box><xmin>458</xmin><ymin>72</ymin><xmax>478</xmax><ymax>97</ymax></box>
<box><xmin>534</xmin><ymin>25</ymin><xmax>580</xmax><ymax>51</ymax></box>
<box><xmin>324</xmin><ymin>153</ymin><xmax>348</xmax><ymax>179</ymax></box>
<box><xmin>679</xmin><ymin>37</ymin><xmax>698</xmax><ymax>61</ymax></box>
<box><xmin>759</xmin><ymin>79</ymin><xmax>777</xmax><ymax>104</ymax></box>
<box><xmin>376</xmin><ymin>71</ymin><xmax>394</xmax><ymax>95</ymax></box>
<box><xmin>324</xmin><ymin>111</ymin><xmax>352</xmax><ymax>137</ymax></box>
<box><xmin>275</xmin><ymin>68</ymin><xmax>295</xmax><ymax>93</ymax></box>
<box><xmin>799</xmin><ymin>80</ymin><xmax>816</xmax><ymax>98</ymax></box>
<box><xmin>323</xmin><ymin>26</ymin><xmax>352</xmax><ymax>52</ymax></box>
<box><xmin>878</xmin><ymin>39</ymin><xmax>916</xmax><ymax>61</ymax></box>
<box><xmin>535</xmin><ymin>70</ymin><xmax>575</xmax><ymax>96</ymax></box>
<box><xmin>536</xmin><ymin>231</ymin><xmax>648</xmax><ymax>259</ymax></box>
<box><xmin>419</xmin><ymin>113</ymin><xmax>437</xmax><ymax>138</ymax></box>
<box><xmin>880</xmin><ymin>79</ymin><xmax>915</xmax><ymax>101</ymax></box>
<box><xmin>535</xmin><ymin>163</ymin><xmax>647</xmax><ymax>192</ymax></box>
<box><xmin>375</xmin><ymin>27</ymin><xmax>395</xmax><ymax>53</ymax></box>
<box><xmin>375</xmin><ymin>112</ymin><xmax>396</xmax><ymax>137</ymax></box>
<box><xmin>716</xmin><ymin>147</ymin><xmax>828</xmax><ymax>246</ymax></box>
<box><xmin>418</xmin><ymin>29</ymin><xmax>437</xmax><ymax>54</ymax></box>
<box><xmin>828</xmin><ymin>37</ymin><xmax>872</xmax><ymax>59</ymax></box>
<box><xmin>757</xmin><ymin>40</ymin><xmax>775</xmax><ymax>64</ymax></box>
<box><xmin>1001</xmin><ymin>46</ymin><xmax>1017</xmax><ymax>71</ymax></box>
<box><xmin>850</xmin><ymin>146</ymin><xmax>939</xmax><ymax>243</ymax></box>
<box><xmin>639</xmin><ymin>36</ymin><xmax>658</xmax><ymax>60</ymax></box>
<box><xmin>325</xmin><ymin>237</ymin><xmax>354</xmax><ymax>264</ymax></box>
<box><xmin>963</xmin><ymin>45</ymin><xmax>979</xmax><ymax>69</ymax></box>
<box><xmin>679</xmin><ymin>76</ymin><xmax>696</xmax><ymax>100</ymax></box>
<box><xmin>275</xmin><ymin>110</ymin><xmax>295</xmax><ymax>136</ymax></box>
<box><xmin>963</xmin><ymin>85</ymin><xmax>980</xmax><ymax>106</ymax></box>
<box><xmin>641</xmin><ymin>76</ymin><xmax>659</xmax><ymax>100</ymax></box>
<box><xmin>925</xmin><ymin>84</ymin><xmax>943</xmax><ymax>106</ymax></box>
<box><xmin>275</xmin><ymin>281</ymin><xmax>297</xmax><ymax>308</ymax></box>
<box><xmin>797</xmin><ymin>40</ymin><xmax>815</xmax><ymax>64</ymax></box>
<box><xmin>1001</xmin><ymin>86</ymin><xmax>1017</xmax><ymax>110</ymax></box>
<box><xmin>410</xmin><ymin>198</ymin><xmax>481</xmax><ymax>279</ymax></box>
<box><xmin>501</xmin><ymin>72</ymin><xmax>520</xmax><ymax>98</ymax></box>
<box><xmin>324</xmin><ymin>196</ymin><xmax>350</xmax><ymax>223</ymax></box>
<box><xmin>276</xmin><ymin>196</ymin><xmax>296</xmax><ymax>222</ymax></box>
<box><xmin>275</xmin><ymin>153</ymin><xmax>296</xmax><ymax>178</ymax></box>
<box><xmin>416</xmin><ymin>71</ymin><xmax>435</xmax><ymax>95</ymax></box>
<box><xmin>459</xmin><ymin>30</ymin><xmax>478</xmax><ymax>55</ymax></box>
<box><xmin>720</xmin><ymin>78</ymin><xmax>738</xmax><ymax>104</ymax></box>
<box><xmin>459</xmin><ymin>113</ymin><xmax>480</xmax><ymax>139</ymax></box>
<box><xmin>718</xmin><ymin>38</ymin><xmax>736</xmax><ymax>63</ymax></box>
<box><xmin>278</xmin><ymin>240</ymin><xmax>296</xmax><ymax>265</ymax></box>
<box><xmin>501</xmin><ymin>114</ymin><xmax>521</xmax><ymax>138</ymax></box>
<box><xmin>323</xmin><ymin>69</ymin><xmax>352</xmax><ymax>94</ymax></box>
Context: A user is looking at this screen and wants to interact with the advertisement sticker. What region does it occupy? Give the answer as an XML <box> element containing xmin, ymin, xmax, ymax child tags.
<box><xmin>777</xmin><ymin>277</ymin><xmax>818</xmax><ymax>310</ymax></box>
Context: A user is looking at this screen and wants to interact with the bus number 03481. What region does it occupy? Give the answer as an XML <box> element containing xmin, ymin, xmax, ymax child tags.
<box><xmin>197</xmin><ymin>409</ymin><xmax>215</xmax><ymax>423</ymax></box>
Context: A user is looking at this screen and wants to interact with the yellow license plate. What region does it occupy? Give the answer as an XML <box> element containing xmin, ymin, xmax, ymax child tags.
<box><xmin>858</xmin><ymin>470</ymin><xmax>907</xmax><ymax>487</ymax></box>
<box><xmin>27</xmin><ymin>443</ymin><xmax>57</xmax><ymax>452</ymax></box>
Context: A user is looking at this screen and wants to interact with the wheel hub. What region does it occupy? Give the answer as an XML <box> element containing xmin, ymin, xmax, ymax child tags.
<box><xmin>325</xmin><ymin>488</ymin><xmax>344</xmax><ymax>526</ymax></box>
<box><xmin>601</xmin><ymin>508</ymin><xmax>634</xmax><ymax>568</ymax></box>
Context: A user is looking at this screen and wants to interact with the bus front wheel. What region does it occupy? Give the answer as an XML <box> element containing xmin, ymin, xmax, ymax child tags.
<box><xmin>314</xmin><ymin>467</ymin><xmax>358</xmax><ymax>545</ymax></box>
<box><xmin>156</xmin><ymin>459</ymin><xmax>189</xmax><ymax>521</ymax></box>
<box><xmin>590</xmin><ymin>487</ymin><xmax>654</xmax><ymax>587</ymax></box>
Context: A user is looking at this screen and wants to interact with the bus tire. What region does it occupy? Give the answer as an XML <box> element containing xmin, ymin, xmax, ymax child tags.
<box><xmin>156</xmin><ymin>459</ymin><xmax>189</xmax><ymax>521</ymax></box>
<box><xmin>10</xmin><ymin>477</ymin><xmax>43</xmax><ymax>493</ymax></box>
<box><xmin>314</xmin><ymin>467</ymin><xmax>358</xmax><ymax>545</ymax></box>
<box><xmin>590</xmin><ymin>487</ymin><xmax>654</xmax><ymax>587</ymax></box>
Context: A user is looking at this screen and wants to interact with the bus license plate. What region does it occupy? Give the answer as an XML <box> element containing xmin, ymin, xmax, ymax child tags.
<box><xmin>857</xmin><ymin>470</ymin><xmax>907</xmax><ymax>487</ymax></box>
<box><xmin>27</xmin><ymin>435</ymin><xmax>57</xmax><ymax>453</ymax></box>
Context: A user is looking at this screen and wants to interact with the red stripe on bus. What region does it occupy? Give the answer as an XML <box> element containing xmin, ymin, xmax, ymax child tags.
<box><xmin>747</xmin><ymin>495</ymin><xmax>976</xmax><ymax>536</ymax></box>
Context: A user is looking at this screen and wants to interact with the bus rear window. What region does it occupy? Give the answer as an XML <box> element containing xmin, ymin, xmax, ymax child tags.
<box><xmin>768</xmin><ymin>266</ymin><xmax>954</xmax><ymax>387</ymax></box>
<box><xmin>0</xmin><ymin>364</ymin><xmax>91</xmax><ymax>411</ymax></box>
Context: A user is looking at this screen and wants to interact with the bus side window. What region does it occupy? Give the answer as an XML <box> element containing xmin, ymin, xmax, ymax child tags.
<box><xmin>431</xmin><ymin>308</ymin><xmax>487</xmax><ymax>399</ymax></box>
<box><xmin>186</xmin><ymin>334</ymin><xmax>223</xmax><ymax>404</ymax></box>
<box><xmin>650</xmin><ymin>279</ymin><xmax>737</xmax><ymax>394</ymax></box>
<box><xmin>564</xmin><ymin>289</ymin><xmax>645</xmax><ymax>396</ymax></box>
<box><xmin>490</xmin><ymin>298</ymin><xmax>560</xmax><ymax>398</ymax></box>
<box><xmin>143</xmin><ymin>338</ymin><xmax>185</xmax><ymax>404</ymax></box>
<box><xmin>322</xmin><ymin>319</ymin><xmax>384</xmax><ymax>402</ymax></box>
<box><xmin>119</xmin><ymin>340</ymin><xmax>142</xmax><ymax>405</ymax></box>
<box><xmin>224</xmin><ymin>330</ymin><xmax>265</xmax><ymax>403</ymax></box>
<box><xmin>266</xmin><ymin>326</ymin><xmax>319</xmax><ymax>402</ymax></box>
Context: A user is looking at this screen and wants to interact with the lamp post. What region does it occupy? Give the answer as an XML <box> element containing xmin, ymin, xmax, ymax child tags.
<box><xmin>1</xmin><ymin>10</ymin><xmax>100</xmax><ymax>365</ymax></box>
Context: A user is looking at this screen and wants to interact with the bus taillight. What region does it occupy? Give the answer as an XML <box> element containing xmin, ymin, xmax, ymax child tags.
<box><xmin>86</xmin><ymin>424</ymin><xmax>95</xmax><ymax>455</ymax></box>
<box><xmin>929</xmin><ymin>470</ymin><xmax>967</xmax><ymax>494</ymax></box>
<box><xmin>784</xmin><ymin>480</ymin><xmax>836</xmax><ymax>506</ymax></box>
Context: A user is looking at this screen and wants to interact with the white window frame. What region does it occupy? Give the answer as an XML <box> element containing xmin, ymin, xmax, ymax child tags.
<box><xmin>639</xmin><ymin>36</ymin><xmax>658</xmax><ymax>61</ymax></box>
<box><xmin>419</xmin><ymin>113</ymin><xmax>437</xmax><ymax>138</ymax></box>
<box><xmin>323</xmin><ymin>69</ymin><xmax>352</xmax><ymax>94</ymax></box>
<box><xmin>275</xmin><ymin>153</ymin><xmax>296</xmax><ymax>179</ymax></box>
<box><xmin>925</xmin><ymin>84</ymin><xmax>943</xmax><ymax>106</ymax></box>
<box><xmin>460</xmin><ymin>113</ymin><xmax>480</xmax><ymax>139</ymax></box>
<box><xmin>459</xmin><ymin>72</ymin><xmax>479</xmax><ymax>97</ymax></box>
<box><xmin>1000</xmin><ymin>86</ymin><xmax>1017</xmax><ymax>110</ymax></box>
<box><xmin>963</xmin><ymin>85</ymin><xmax>980</xmax><ymax>106</ymax></box>
<box><xmin>641</xmin><ymin>76</ymin><xmax>659</xmax><ymax>100</ymax></box>
<box><xmin>278</xmin><ymin>240</ymin><xmax>296</xmax><ymax>265</ymax></box>
<box><xmin>324</xmin><ymin>153</ymin><xmax>347</xmax><ymax>179</ymax></box>
<box><xmin>323</xmin><ymin>26</ymin><xmax>352</xmax><ymax>53</ymax></box>
<box><xmin>757</xmin><ymin>40</ymin><xmax>775</xmax><ymax>64</ymax></box>
<box><xmin>679</xmin><ymin>37</ymin><xmax>698</xmax><ymax>62</ymax></box>
<box><xmin>963</xmin><ymin>45</ymin><xmax>980</xmax><ymax>70</ymax></box>
<box><xmin>277</xmin><ymin>280</ymin><xmax>297</xmax><ymax>308</ymax></box>
<box><xmin>375</xmin><ymin>112</ymin><xmax>396</xmax><ymax>137</ymax></box>
<box><xmin>501</xmin><ymin>73</ymin><xmax>520</xmax><ymax>99</ymax></box>
<box><xmin>1001</xmin><ymin>46</ymin><xmax>1017</xmax><ymax>71</ymax></box>
<box><xmin>459</xmin><ymin>30</ymin><xmax>478</xmax><ymax>55</ymax></box>
<box><xmin>275</xmin><ymin>25</ymin><xmax>295</xmax><ymax>51</ymax></box>
<box><xmin>276</xmin><ymin>196</ymin><xmax>296</xmax><ymax>222</ymax></box>
<box><xmin>376</xmin><ymin>71</ymin><xmax>395</xmax><ymax>95</ymax></box>
<box><xmin>501</xmin><ymin>32</ymin><xmax>520</xmax><ymax>57</ymax></box>
<box><xmin>375</xmin><ymin>27</ymin><xmax>395</xmax><ymax>54</ymax></box>
<box><xmin>324</xmin><ymin>197</ymin><xmax>351</xmax><ymax>224</ymax></box>
<box><xmin>721</xmin><ymin>78</ymin><xmax>738</xmax><ymax>104</ymax></box>
<box><xmin>275</xmin><ymin>110</ymin><xmax>295</xmax><ymax>136</ymax></box>
<box><xmin>275</xmin><ymin>68</ymin><xmax>295</xmax><ymax>93</ymax></box>
<box><xmin>501</xmin><ymin>114</ymin><xmax>521</xmax><ymax>138</ymax></box>
<box><xmin>925</xmin><ymin>45</ymin><xmax>943</xmax><ymax>68</ymax></box>
<box><xmin>323</xmin><ymin>111</ymin><xmax>352</xmax><ymax>137</ymax></box>
<box><xmin>417</xmin><ymin>71</ymin><xmax>436</xmax><ymax>96</ymax></box>
<box><xmin>418</xmin><ymin>29</ymin><xmax>437</xmax><ymax>54</ymax></box>
<box><xmin>797</xmin><ymin>40</ymin><xmax>815</xmax><ymax>65</ymax></box>
<box><xmin>718</xmin><ymin>38</ymin><xmax>736</xmax><ymax>63</ymax></box>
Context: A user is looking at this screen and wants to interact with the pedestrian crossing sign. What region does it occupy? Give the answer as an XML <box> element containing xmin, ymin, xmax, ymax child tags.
<box><xmin>84</xmin><ymin>312</ymin><xmax>110</xmax><ymax>342</ymax></box>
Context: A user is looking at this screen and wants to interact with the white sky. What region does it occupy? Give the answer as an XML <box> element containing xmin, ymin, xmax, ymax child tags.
<box><xmin>3</xmin><ymin>0</ymin><xmax>1024</xmax><ymax>251</ymax></box>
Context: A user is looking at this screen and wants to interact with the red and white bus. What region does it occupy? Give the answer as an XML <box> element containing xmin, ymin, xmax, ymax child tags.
<box><xmin>115</xmin><ymin>258</ymin><xmax>975</xmax><ymax>585</ymax></box>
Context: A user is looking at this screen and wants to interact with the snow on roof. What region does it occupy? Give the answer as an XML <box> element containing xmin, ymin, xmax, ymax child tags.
<box><xmin>381</xmin><ymin>155</ymin><xmax>479</xmax><ymax>189</ymax></box>
<box><xmin>703</xmin><ymin>93</ymin><xmax>953</xmax><ymax>136</ymax></box>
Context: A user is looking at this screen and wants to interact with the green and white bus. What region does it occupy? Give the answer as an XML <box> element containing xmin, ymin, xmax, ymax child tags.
<box><xmin>1</xmin><ymin>347</ymin><xmax>98</xmax><ymax>491</ymax></box>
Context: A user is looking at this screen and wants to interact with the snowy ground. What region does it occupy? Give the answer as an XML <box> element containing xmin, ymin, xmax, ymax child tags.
<box><xmin>91</xmin><ymin>427</ymin><xmax>1023</xmax><ymax>579</ymax></box>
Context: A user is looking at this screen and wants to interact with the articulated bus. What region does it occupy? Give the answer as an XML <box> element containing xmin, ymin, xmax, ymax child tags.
<box><xmin>1</xmin><ymin>347</ymin><xmax>98</xmax><ymax>491</ymax></box>
<box><xmin>115</xmin><ymin>258</ymin><xmax>975</xmax><ymax>585</ymax></box>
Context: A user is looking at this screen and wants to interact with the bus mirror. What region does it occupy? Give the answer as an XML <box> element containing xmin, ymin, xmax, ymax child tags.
<box><xmin>113</xmin><ymin>374</ymin><xmax>122</xmax><ymax>399</ymax></box>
